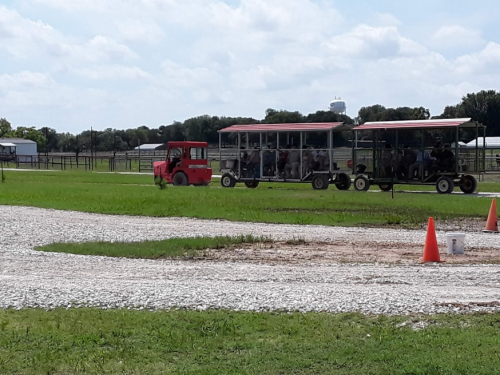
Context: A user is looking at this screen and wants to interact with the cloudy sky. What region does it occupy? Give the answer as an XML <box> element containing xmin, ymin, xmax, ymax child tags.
<box><xmin>1</xmin><ymin>0</ymin><xmax>499</xmax><ymax>133</ymax></box>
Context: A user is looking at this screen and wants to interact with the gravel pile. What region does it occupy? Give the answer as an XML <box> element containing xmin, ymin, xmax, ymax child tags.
<box><xmin>1</xmin><ymin>205</ymin><xmax>500</xmax><ymax>315</ymax></box>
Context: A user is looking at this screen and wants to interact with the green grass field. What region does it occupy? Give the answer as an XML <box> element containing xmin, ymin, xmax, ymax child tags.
<box><xmin>0</xmin><ymin>170</ymin><xmax>498</xmax><ymax>227</ymax></box>
<box><xmin>3</xmin><ymin>169</ymin><xmax>500</xmax><ymax>374</ymax></box>
<box><xmin>2</xmin><ymin>308</ymin><xmax>500</xmax><ymax>374</ymax></box>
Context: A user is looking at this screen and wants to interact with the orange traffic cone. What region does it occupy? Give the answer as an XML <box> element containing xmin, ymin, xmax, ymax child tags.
<box><xmin>483</xmin><ymin>199</ymin><xmax>499</xmax><ymax>233</ymax></box>
<box><xmin>421</xmin><ymin>217</ymin><xmax>443</xmax><ymax>262</ymax></box>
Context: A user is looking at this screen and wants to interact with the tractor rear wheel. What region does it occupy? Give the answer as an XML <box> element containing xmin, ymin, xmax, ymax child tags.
<box><xmin>221</xmin><ymin>173</ymin><xmax>236</xmax><ymax>188</ymax></box>
<box><xmin>173</xmin><ymin>172</ymin><xmax>189</xmax><ymax>186</ymax></box>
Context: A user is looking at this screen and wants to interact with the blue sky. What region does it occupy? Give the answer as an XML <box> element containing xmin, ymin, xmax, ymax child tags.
<box><xmin>1</xmin><ymin>0</ymin><xmax>499</xmax><ymax>133</ymax></box>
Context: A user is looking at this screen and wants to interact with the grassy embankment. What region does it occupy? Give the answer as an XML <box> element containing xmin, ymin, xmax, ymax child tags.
<box><xmin>0</xmin><ymin>170</ymin><xmax>498</xmax><ymax>226</ymax></box>
<box><xmin>1</xmin><ymin>309</ymin><xmax>500</xmax><ymax>374</ymax></box>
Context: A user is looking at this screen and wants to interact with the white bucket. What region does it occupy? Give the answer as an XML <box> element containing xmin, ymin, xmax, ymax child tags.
<box><xmin>225</xmin><ymin>160</ymin><xmax>234</xmax><ymax>169</ymax></box>
<box><xmin>446</xmin><ymin>233</ymin><xmax>466</xmax><ymax>255</ymax></box>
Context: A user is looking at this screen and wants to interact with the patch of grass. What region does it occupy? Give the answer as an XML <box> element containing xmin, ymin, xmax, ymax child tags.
<box><xmin>0</xmin><ymin>170</ymin><xmax>499</xmax><ymax>227</ymax></box>
<box><xmin>1</xmin><ymin>309</ymin><xmax>500</xmax><ymax>374</ymax></box>
<box><xmin>35</xmin><ymin>235</ymin><xmax>269</xmax><ymax>259</ymax></box>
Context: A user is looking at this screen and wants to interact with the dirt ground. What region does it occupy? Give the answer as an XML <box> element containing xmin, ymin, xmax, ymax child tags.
<box><xmin>205</xmin><ymin>240</ymin><xmax>500</xmax><ymax>265</ymax></box>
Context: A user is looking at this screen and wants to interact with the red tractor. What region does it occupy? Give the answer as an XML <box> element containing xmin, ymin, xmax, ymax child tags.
<box><xmin>153</xmin><ymin>141</ymin><xmax>212</xmax><ymax>187</ymax></box>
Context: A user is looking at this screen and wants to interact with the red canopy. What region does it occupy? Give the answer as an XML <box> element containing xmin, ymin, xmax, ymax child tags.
<box><xmin>218</xmin><ymin>122</ymin><xmax>349</xmax><ymax>133</ymax></box>
<box><xmin>355</xmin><ymin>118</ymin><xmax>475</xmax><ymax>130</ymax></box>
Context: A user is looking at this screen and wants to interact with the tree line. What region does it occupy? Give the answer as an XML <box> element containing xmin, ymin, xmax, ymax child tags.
<box><xmin>1</xmin><ymin>90</ymin><xmax>499</xmax><ymax>154</ymax></box>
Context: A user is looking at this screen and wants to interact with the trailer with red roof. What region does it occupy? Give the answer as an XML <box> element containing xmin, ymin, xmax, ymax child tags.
<box><xmin>217</xmin><ymin>122</ymin><xmax>353</xmax><ymax>190</ymax></box>
<box><xmin>352</xmin><ymin>118</ymin><xmax>486</xmax><ymax>194</ymax></box>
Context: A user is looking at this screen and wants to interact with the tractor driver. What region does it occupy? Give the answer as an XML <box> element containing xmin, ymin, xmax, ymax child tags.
<box><xmin>169</xmin><ymin>149</ymin><xmax>181</xmax><ymax>173</ymax></box>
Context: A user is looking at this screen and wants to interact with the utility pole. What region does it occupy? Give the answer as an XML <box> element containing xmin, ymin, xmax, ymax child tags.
<box><xmin>90</xmin><ymin>126</ymin><xmax>93</xmax><ymax>171</ymax></box>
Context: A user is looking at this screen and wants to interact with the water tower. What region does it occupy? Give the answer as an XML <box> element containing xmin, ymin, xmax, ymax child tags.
<box><xmin>329</xmin><ymin>98</ymin><xmax>347</xmax><ymax>114</ymax></box>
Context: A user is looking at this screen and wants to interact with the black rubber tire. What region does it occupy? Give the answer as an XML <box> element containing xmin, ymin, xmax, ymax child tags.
<box><xmin>335</xmin><ymin>173</ymin><xmax>352</xmax><ymax>190</ymax></box>
<box><xmin>459</xmin><ymin>175</ymin><xmax>477</xmax><ymax>194</ymax></box>
<box><xmin>173</xmin><ymin>172</ymin><xmax>189</xmax><ymax>186</ymax></box>
<box><xmin>221</xmin><ymin>173</ymin><xmax>236</xmax><ymax>188</ymax></box>
<box><xmin>244</xmin><ymin>181</ymin><xmax>259</xmax><ymax>189</ymax></box>
<box><xmin>436</xmin><ymin>176</ymin><xmax>454</xmax><ymax>194</ymax></box>
<box><xmin>354</xmin><ymin>175</ymin><xmax>370</xmax><ymax>191</ymax></box>
<box><xmin>378</xmin><ymin>183</ymin><xmax>393</xmax><ymax>192</ymax></box>
<box><xmin>312</xmin><ymin>174</ymin><xmax>329</xmax><ymax>190</ymax></box>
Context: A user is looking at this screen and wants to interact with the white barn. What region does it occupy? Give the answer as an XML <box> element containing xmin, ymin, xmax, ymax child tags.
<box><xmin>0</xmin><ymin>138</ymin><xmax>38</xmax><ymax>162</ymax></box>
<box><xmin>465</xmin><ymin>137</ymin><xmax>500</xmax><ymax>148</ymax></box>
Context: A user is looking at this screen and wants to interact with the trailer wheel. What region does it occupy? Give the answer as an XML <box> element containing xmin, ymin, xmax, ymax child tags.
<box><xmin>334</xmin><ymin>173</ymin><xmax>351</xmax><ymax>190</ymax></box>
<box><xmin>459</xmin><ymin>175</ymin><xmax>477</xmax><ymax>194</ymax></box>
<box><xmin>378</xmin><ymin>183</ymin><xmax>393</xmax><ymax>192</ymax></box>
<box><xmin>436</xmin><ymin>176</ymin><xmax>454</xmax><ymax>194</ymax></box>
<box><xmin>173</xmin><ymin>172</ymin><xmax>189</xmax><ymax>186</ymax></box>
<box><xmin>312</xmin><ymin>174</ymin><xmax>329</xmax><ymax>190</ymax></box>
<box><xmin>221</xmin><ymin>173</ymin><xmax>236</xmax><ymax>188</ymax></box>
<box><xmin>244</xmin><ymin>181</ymin><xmax>259</xmax><ymax>189</ymax></box>
<box><xmin>354</xmin><ymin>175</ymin><xmax>370</xmax><ymax>191</ymax></box>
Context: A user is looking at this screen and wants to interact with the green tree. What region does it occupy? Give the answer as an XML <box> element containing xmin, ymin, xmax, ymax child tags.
<box><xmin>6</xmin><ymin>126</ymin><xmax>46</xmax><ymax>149</ymax></box>
<box><xmin>0</xmin><ymin>118</ymin><xmax>12</xmax><ymax>137</ymax></box>
<box><xmin>263</xmin><ymin>109</ymin><xmax>304</xmax><ymax>123</ymax></box>
<box><xmin>39</xmin><ymin>127</ymin><xmax>59</xmax><ymax>152</ymax></box>
<box><xmin>434</xmin><ymin>90</ymin><xmax>500</xmax><ymax>136</ymax></box>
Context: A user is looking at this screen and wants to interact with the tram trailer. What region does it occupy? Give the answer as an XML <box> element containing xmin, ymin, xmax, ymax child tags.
<box><xmin>351</xmin><ymin>118</ymin><xmax>486</xmax><ymax>194</ymax></box>
<box><xmin>218</xmin><ymin>122</ymin><xmax>353</xmax><ymax>190</ymax></box>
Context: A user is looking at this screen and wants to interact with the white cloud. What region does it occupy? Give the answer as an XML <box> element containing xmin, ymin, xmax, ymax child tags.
<box><xmin>455</xmin><ymin>42</ymin><xmax>500</xmax><ymax>75</ymax></box>
<box><xmin>113</xmin><ymin>18</ymin><xmax>164</xmax><ymax>43</ymax></box>
<box><xmin>431</xmin><ymin>25</ymin><xmax>484</xmax><ymax>50</ymax></box>
<box><xmin>0</xmin><ymin>71</ymin><xmax>55</xmax><ymax>90</ymax></box>
<box><xmin>74</xmin><ymin>65</ymin><xmax>152</xmax><ymax>80</ymax></box>
<box><xmin>326</xmin><ymin>25</ymin><xmax>427</xmax><ymax>60</ymax></box>
<box><xmin>1</xmin><ymin>0</ymin><xmax>499</xmax><ymax>132</ymax></box>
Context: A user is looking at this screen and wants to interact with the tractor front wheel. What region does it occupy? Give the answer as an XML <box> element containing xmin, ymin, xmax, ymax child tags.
<box><xmin>173</xmin><ymin>172</ymin><xmax>189</xmax><ymax>186</ymax></box>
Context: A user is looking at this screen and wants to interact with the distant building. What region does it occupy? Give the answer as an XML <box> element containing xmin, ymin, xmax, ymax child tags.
<box><xmin>0</xmin><ymin>138</ymin><xmax>38</xmax><ymax>162</ymax></box>
<box><xmin>134</xmin><ymin>143</ymin><xmax>168</xmax><ymax>155</ymax></box>
<box><xmin>465</xmin><ymin>137</ymin><xmax>500</xmax><ymax>148</ymax></box>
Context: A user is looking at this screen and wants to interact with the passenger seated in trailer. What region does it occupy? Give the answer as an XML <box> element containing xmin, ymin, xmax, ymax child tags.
<box><xmin>234</xmin><ymin>146</ymin><xmax>248</xmax><ymax>172</ymax></box>
<box><xmin>285</xmin><ymin>145</ymin><xmax>300</xmax><ymax>178</ymax></box>
<box><xmin>302</xmin><ymin>146</ymin><xmax>314</xmax><ymax>176</ymax></box>
<box><xmin>430</xmin><ymin>141</ymin><xmax>442</xmax><ymax>171</ymax></box>
<box><xmin>262</xmin><ymin>147</ymin><xmax>275</xmax><ymax>177</ymax></box>
<box><xmin>380</xmin><ymin>144</ymin><xmax>394</xmax><ymax>177</ymax></box>
<box><xmin>437</xmin><ymin>143</ymin><xmax>455</xmax><ymax>172</ymax></box>
<box><xmin>246</xmin><ymin>147</ymin><xmax>261</xmax><ymax>177</ymax></box>
<box><xmin>277</xmin><ymin>146</ymin><xmax>289</xmax><ymax>177</ymax></box>
<box><xmin>396</xmin><ymin>145</ymin><xmax>416</xmax><ymax>180</ymax></box>
<box><xmin>408</xmin><ymin>149</ymin><xmax>430</xmax><ymax>180</ymax></box>
<box><xmin>310</xmin><ymin>146</ymin><xmax>323</xmax><ymax>171</ymax></box>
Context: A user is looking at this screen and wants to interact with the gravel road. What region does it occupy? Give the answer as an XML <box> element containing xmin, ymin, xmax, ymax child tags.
<box><xmin>1</xmin><ymin>205</ymin><xmax>500</xmax><ymax>315</ymax></box>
